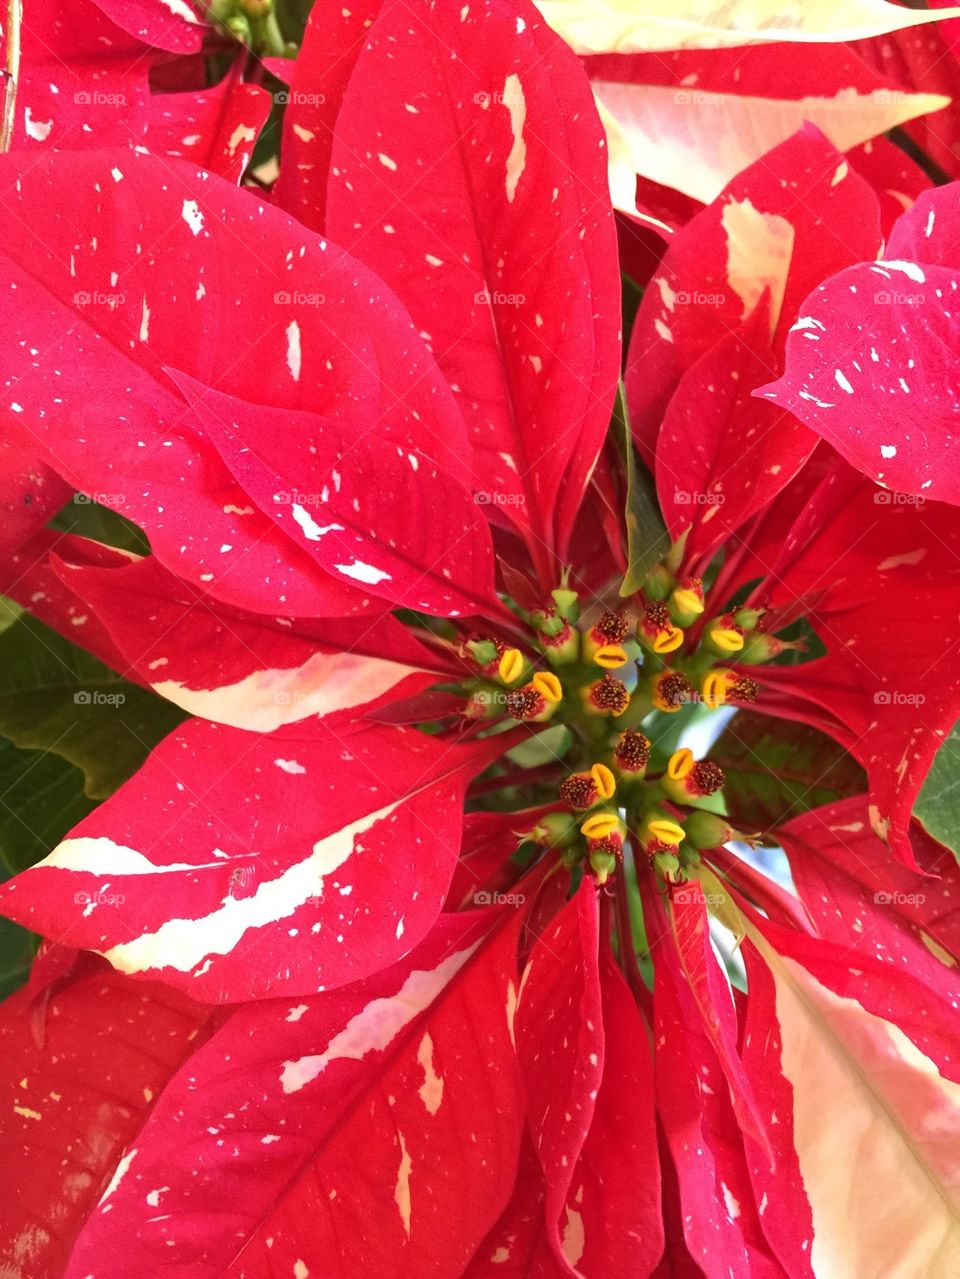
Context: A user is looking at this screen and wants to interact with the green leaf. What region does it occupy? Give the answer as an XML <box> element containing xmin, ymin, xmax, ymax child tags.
<box><xmin>914</xmin><ymin>720</ymin><xmax>960</xmax><ymax>860</ymax></box>
<box><xmin>49</xmin><ymin>495</ymin><xmax>149</xmax><ymax>554</ymax></box>
<box><xmin>0</xmin><ymin>738</ymin><xmax>96</xmax><ymax>874</ymax></box>
<box><xmin>0</xmin><ymin>596</ymin><xmax>22</xmax><ymax>634</ymax></box>
<box><xmin>0</xmin><ymin>911</ymin><xmax>36</xmax><ymax>1002</ymax></box>
<box><xmin>0</xmin><ymin>614</ymin><xmax>186</xmax><ymax>800</ymax></box>
<box><xmin>614</xmin><ymin>383</ymin><xmax>669</xmax><ymax>596</ymax></box>
<box><xmin>712</xmin><ymin>710</ymin><xmax>866</xmax><ymax>835</ymax></box>
<box><xmin>0</xmin><ymin>738</ymin><xmax>97</xmax><ymax>1002</ymax></box>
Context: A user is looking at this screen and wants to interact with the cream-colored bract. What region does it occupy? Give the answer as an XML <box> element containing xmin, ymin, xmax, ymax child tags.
<box><xmin>591</xmin><ymin>81</ymin><xmax>949</xmax><ymax>209</ymax></box>
<box><xmin>754</xmin><ymin>932</ymin><xmax>960</xmax><ymax>1278</ymax></box>
<box><xmin>535</xmin><ymin>0</ymin><xmax>960</xmax><ymax>55</ymax></box>
<box><xmin>152</xmin><ymin>649</ymin><xmax>425</xmax><ymax>732</ymax></box>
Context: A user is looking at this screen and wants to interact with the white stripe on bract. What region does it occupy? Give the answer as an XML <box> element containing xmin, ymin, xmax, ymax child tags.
<box><xmin>100</xmin><ymin>799</ymin><xmax>403</xmax><ymax>976</ymax></box>
<box><xmin>39</xmin><ymin>836</ymin><xmax>228</xmax><ymax>876</ymax></box>
<box><xmin>534</xmin><ymin>0</ymin><xmax>960</xmax><ymax>55</ymax></box>
<box><xmin>97</xmin><ymin>1147</ymin><xmax>138</xmax><ymax>1208</ymax></box>
<box><xmin>152</xmin><ymin>650</ymin><xmax>425</xmax><ymax>731</ymax></box>
<box><xmin>279</xmin><ymin>941</ymin><xmax>482</xmax><ymax>1094</ymax></box>
<box><xmin>773</xmin><ymin>954</ymin><xmax>960</xmax><ymax>1278</ymax></box>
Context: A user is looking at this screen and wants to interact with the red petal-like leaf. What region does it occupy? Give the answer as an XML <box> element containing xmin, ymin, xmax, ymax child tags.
<box><xmin>625</xmin><ymin>126</ymin><xmax>881</xmax><ymax>465</ymax></box>
<box><xmin>167</xmin><ymin>372</ymin><xmax>501</xmax><ymax>619</ymax></box>
<box><xmin>147</xmin><ymin>74</ymin><xmax>271</xmax><ymax>183</ymax></box>
<box><xmin>0</xmin><ymin>721</ymin><xmax>510</xmax><ymax>1000</ymax></box>
<box><xmin>10</xmin><ymin>532</ymin><xmax>442</xmax><ymax>731</ymax></box>
<box><xmin>0</xmin><ymin>956</ymin><xmax>215</xmax><ymax>1279</ymax></box>
<box><xmin>515</xmin><ymin>880</ymin><xmax>604</xmax><ymax>1271</ymax></box>
<box><xmin>655</xmin><ymin>300</ymin><xmax>816</xmax><ymax>556</ymax></box>
<box><xmin>761</xmin><ymin>186</ymin><xmax>960</xmax><ymax>503</ymax></box>
<box><xmin>0</xmin><ymin>148</ymin><xmax>471</xmax><ymax>618</ymax></box>
<box><xmin>324</xmin><ymin>0</ymin><xmax>621</xmax><ymax>575</ymax></box>
<box><xmin>63</xmin><ymin>907</ymin><xmax>529</xmax><ymax>1276</ymax></box>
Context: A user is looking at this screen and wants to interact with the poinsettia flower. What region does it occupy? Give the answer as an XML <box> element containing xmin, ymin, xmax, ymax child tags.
<box><xmin>0</xmin><ymin>0</ymin><xmax>619</xmax><ymax>1003</ymax></box>
<box><xmin>0</xmin><ymin>1</ymin><xmax>959</xmax><ymax>1276</ymax></box>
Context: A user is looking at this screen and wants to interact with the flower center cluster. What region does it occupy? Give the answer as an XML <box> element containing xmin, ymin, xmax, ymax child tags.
<box><xmin>457</xmin><ymin>567</ymin><xmax>795</xmax><ymax>887</ymax></box>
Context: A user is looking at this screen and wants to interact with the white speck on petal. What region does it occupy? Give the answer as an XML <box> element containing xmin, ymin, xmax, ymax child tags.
<box><xmin>334</xmin><ymin>560</ymin><xmax>392</xmax><ymax>585</ymax></box>
<box><xmin>285</xmin><ymin>320</ymin><xmax>302</xmax><ymax>383</ymax></box>
<box><xmin>181</xmin><ymin>200</ymin><xmax>204</xmax><ymax>235</ymax></box>
<box><xmin>502</xmin><ymin>73</ymin><xmax>527</xmax><ymax>203</ymax></box>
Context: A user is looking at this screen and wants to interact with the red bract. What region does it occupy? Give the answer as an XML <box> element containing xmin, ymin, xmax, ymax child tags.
<box><xmin>279</xmin><ymin>0</ymin><xmax>622</xmax><ymax>576</ymax></box>
<box><xmin>761</xmin><ymin>184</ymin><xmax>960</xmax><ymax>504</ymax></box>
<box><xmin>1</xmin><ymin>0</ymin><xmax>960</xmax><ymax>1275</ymax></box>
<box><xmin>4</xmin><ymin>0</ymin><xmax>205</xmax><ymax>152</ymax></box>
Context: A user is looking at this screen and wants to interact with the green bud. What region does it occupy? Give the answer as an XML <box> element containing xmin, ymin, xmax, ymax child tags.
<box><xmin>538</xmin><ymin>614</ymin><xmax>566</xmax><ymax>639</ymax></box>
<box><xmin>466</xmin><ymin>638</ymin><xmax>500</xmax><ymax>668</ymax></box>
<box><xmin>589</xmin><ymin>849</ymin><xmax>618</xmax><ymax>884</ymax></box>
<box><xmin>642</xmin><ymin>562</ymin><xmax>673</xmax><ymax>600</ymax></box>
<box><xmin>225</xmin><ymin>13</ymin><xmax>252</xmax><ymax>39</ymax></box>
<box><xmin>737</xmin><ymin>632</ymin><xmax>784</xmax><ymax>665</ymax></box>
<box><xmin>551</xmin><ymin>587</ymin><xmax>579</xmax><ymax>623</ymax></box>
<box><xmin>733</xmin><ymin>606</ymin><xmax>764</xmax><ymax>630</ymax></box>
<box><xmin>683</xmin><ymin>810</ymin><xmax>736</xmax><ymax>850</ymax></box>
<box><xmin>652</xmin><ymin>850</ymin><xmax>681</xmax><ymax>881</ymax></box>
<box><xmin>532</xmin><ymin>810</ymin><xmax>579</xmax><ymax>849</ymax></box>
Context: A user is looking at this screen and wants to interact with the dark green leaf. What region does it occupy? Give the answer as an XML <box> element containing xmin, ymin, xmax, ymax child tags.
<box><xmin>0</xmin><ymin>738</ymin><xmax>96</xmax><ymax>874</ymax></box>
<box><xmin>49</xmin><ymin>495</ymin><xmax>149</xmax><ymax>554</ymax></box>
<box><xmin>0</xmin><ymin>614</ymin><xmax>186</xmax><ymax>800</ymax></box>
<box><xmin>0</xmin><ymin>911</ymin><xmax>36</xmax><ymax>1002</ymax></box>
<box><xmin>712</xmin><ymin>710</ymin><xmax>866</xmax><ymax>835</ymax></box>
<box><xmin>914</xmin><ymin>721</ymin><xmax>960</xmax><ymax>861</ymax></box>
<box><xmin>614</xmin><ymin>384</ymin><xmax>669</xmax><ymax>596</ymax></box>
<box><xmin>0</xmin><ymin>738</ymin><xmax>97</xmax><ymax>1002</ymax></box>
